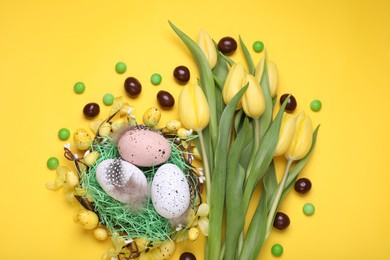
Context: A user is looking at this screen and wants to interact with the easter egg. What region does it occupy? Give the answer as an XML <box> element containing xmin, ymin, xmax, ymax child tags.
<box><xmin>73</xmin><ymin>128</ymin><xmax>92</xmax><ymax>150</ymax></box>
<box><xmin>151</xmin><ymin>163</ymin><xmax>191</xmax><ymax>219</ymax></box>
<box><xmin>117</xmin><ymin>127</ymin><xmax>171</xmax><ymax>167</ymax></box>
<box><xmin>96</xmin><ymin>158</ymin><xmax>148</xmax><ymax>206</ymax></box>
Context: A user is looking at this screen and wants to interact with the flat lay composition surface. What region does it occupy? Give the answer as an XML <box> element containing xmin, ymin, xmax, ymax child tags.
<box><xmin>1</xmin><ymin>0</ymin><xmax>389</xmax><ymax>259</ymax></box>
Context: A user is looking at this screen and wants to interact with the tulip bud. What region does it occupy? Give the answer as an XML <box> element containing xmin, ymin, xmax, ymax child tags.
<box><xmin>197</xmin><ymin>29</ymin><xmax>218</xmax><ymax>69</ymax></box>
<box><xmin>285</xmin><ymin>112</ymin><xmax>313</xmax><ymax>161</ymax></box>
<box><xmin>242</xmin><ymin>74</ymin><xmax>265</xmax><ymax>119</ymax></box>
<box><xmin>254</xmin><ymin>58</ymin><xmax>278</xmax><ymax>98</ymax></box>
<box><xmin>274</xmin><ymin>113</ymin><xmax>295</xmax><ymax>156</ymax></box>
<box><xmin>179</xmin><ymin>83</ymin><xmax>210</xmax><ymax>131</ymax></box>
<box><xmin>222</xmin><ymin>63</ymin><xmax>246</xmax><ymax>109</ymax></box>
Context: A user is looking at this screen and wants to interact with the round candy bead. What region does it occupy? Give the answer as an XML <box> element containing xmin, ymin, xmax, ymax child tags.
<box><xmin>218</xmin><ymin>36</ymin><xmax>238</xmax><ymax>55</ymax></box>
<box><xmin>180</xmin><ymin>252</ymin><xmax>196</xmax><ymax>260</ymax></box>
<box><xmin>124</xmin><ymin>77</ymin><xmax>142</xmax><ymax>97</ymax></box>
<box><xmin>47</xmin><ymin>157</ymin><xmax>59</xmax><ymax>170</ymax></box>
<box><xmin>73</xmin><ymin>82</ymin><xmax>85</xmax><ymax>94</ymax></box>
<box><xmin>273</xmin><ymin>212</ymin><xmax>290</xmax><ymax>230</ymax></box>
<box><xmin>271</xmin><ymin>244</ymin><xmax>283</xmax><ymax>256</ymax></box>
<box><xmin>83</xmin><ymin>102</ymin><xmax>100</xmax><ymax>117</ymax></box>
<box><xmin>253</xmin><ymin>41</ymin><xmax>264</xmax><ymax>53</ymax></box>
<box><xmin>173</xmin><ymin>65</ymin><xmax>190</xmax><ymax>84</ymax></box>
<box><xmin>303</xmin><ymin>203</ymin><xmax>315</xmax><ymax>216</ymax></box>
<box><xmin>294</xmin><ymin>178</ymin><xmax>312</xmax><ymax>194</ymax></box>
<box><xmin>58</xmin><ymin>128</ymin><xmax>70</xmax><ymax>141</ymax></box>
<box><xmin>310</xmin><ymin>99</ymin><xmax>322</xmax><ymax>111</ymax></box>
<box><xmin>150</xmin><ymin>73</ymin><xmax>162</xmax><ymax>85</ymax></box>
<box><xmin>157</xmin><ymin>90</ymin><xmax>175</xmax><ymax>108</ymax></box>
<box><xmin>115</xmin><ymin>62</ymin><xmax>127</xmax><ymax>74</ymax></box>
<box><xmin>103</xmin><ymin>93</ymin><xmax>114</xmax><ymax>106</ymax></box>
<box><xmin>280</xmin><ymin>93</ymin><xmax>297</xmax><ymax>112</ymax></box>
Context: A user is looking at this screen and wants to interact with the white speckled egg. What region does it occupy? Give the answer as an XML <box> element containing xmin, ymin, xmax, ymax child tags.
<box><xmin>96</xmin><ymin>158</ymin><xmax>148</xmax><ymax>206</ymax></box>
<box><xmin>151</xmin><ymin>163</ymin><xmax>191</xmax><ymax>219</ymax></box>
<box><xmin>117</xmin><ymin>127</ymin><xmax>171</xmax><ymax>167</ymax></box>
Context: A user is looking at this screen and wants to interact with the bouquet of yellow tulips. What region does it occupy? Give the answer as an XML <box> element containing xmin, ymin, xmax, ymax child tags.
<box><xmin>169</xmin><ymin>21</ymin><xmax>320</xmax><ymax>260</ymax></box>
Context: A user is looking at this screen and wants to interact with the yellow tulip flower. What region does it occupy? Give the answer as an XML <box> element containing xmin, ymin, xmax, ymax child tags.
<box><xmin>222</xmin><ymin>62</ymin><xmax>246</xmax><ymax>109</ymax></box>
<box><xmin>197</xmin><ymin>29</ymin><xmax>217</xmax><ymax>69</ymax></box>
<box><xmin>254</xmin><ymin>58</ymin><xmax>278</xmax><ymax>98</ymax></box>
<box><xmin>242</xmin><ymin>74</ymin><xmax>265</xmax><ymax>119</ymax></box>
<box><xmin>274</xmin><ymin>113</ymin><xmax>295</xmax><ymax>156</ymax></box>
<box><xmin>179</xmin><ymin>83</ymin><xmax>210</xmax><ymax>131</ymax></box>
<box><xmin>285</xmin><ymin>111</ymin><xmax>313</xmax><ymax>161</ymax></box>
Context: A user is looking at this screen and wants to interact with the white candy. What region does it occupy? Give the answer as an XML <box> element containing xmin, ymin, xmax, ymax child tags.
<box><xmin>96</xmin><ymin>159</ymin><xmax>148</xmax><ymax>207</ymax></box>
<box><xmin>151</xmin><ymin>163</ymin><xmax>191</xmax><ymax>219</ymax></box>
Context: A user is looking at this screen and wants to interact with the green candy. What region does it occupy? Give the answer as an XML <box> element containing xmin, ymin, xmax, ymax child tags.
<box><xmin>58</xmin><ymin>128</ymin><xmax>70</xmax><ymax>140</ymax></box>
<box><xmin>47</xmin><ymin>157</ymin><xmax>59</xmax><ymax>170</ymax></box>
<box><xmin>150</xmin><ymin>73</ymin><xmax>162</xmax><ymax>85</ymax></box>
<box><xmin>103</xmin><ymin>93</ymin><xmax>114</xmax><ymax>105</ymax></box>
<box><xmin>303</xmin><ymin>203</ymin><xmax>315</xmax><ymax>216</ymax></box>
<box><xmin>253</xmin><ymin>41</ymin><xmax>264</xmax><ymax>53</ymax></box>
<box><xmin>310</xmin><ymin>99</ymin><xmax>322</xmax><ymax>111</ymax></box>
<box><xmin>271</xmin><ymin>244</ymin><xmax>283</xmax><ymax>256</ymax></box>
<box><xmin>115</xmin><ymin>62</ymin><xmax>127</xmax><ymax>74</ymax></box>
<box><xmin>73</xmin><ymin>82</ymin><xmax>85</xmax><ymax>94</ymax></box>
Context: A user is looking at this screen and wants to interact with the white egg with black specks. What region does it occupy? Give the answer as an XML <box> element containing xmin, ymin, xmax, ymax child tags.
<box><xmin>151</xmin><ymin>163</ymin><xmax>190</xmax><ymax>220</ymax></box>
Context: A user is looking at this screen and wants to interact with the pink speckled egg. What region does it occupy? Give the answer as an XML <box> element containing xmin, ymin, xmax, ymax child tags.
<box><xmin>117</xmin><ymin>127</ymin><xmax>171</xmax><ymax>167</ymax></box>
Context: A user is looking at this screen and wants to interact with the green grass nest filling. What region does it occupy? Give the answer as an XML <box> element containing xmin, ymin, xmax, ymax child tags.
<box><xmin>80</xmin><ymin>136</ymin><xmax>196</xmax><ymax>242</ymax></box>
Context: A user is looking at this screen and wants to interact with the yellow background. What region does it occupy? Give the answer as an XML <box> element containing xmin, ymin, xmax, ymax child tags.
<box><xmin>1</xmin><ymin>0</ymin><xmax>389</xmax><ymax>259</ymax></box>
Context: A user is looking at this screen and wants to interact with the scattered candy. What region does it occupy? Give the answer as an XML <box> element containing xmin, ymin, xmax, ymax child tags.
<box><xmin>102</xmin><ymin>93</ymin><xmax>114</xmax><ymax>106</ymax></box>
<box><xmin>115</xmin><ymin>61</ymin><xmax>127</xmax><ymax>74</ymax></box>
<box><xmin>73</xmin><ymin>129</ymin><xmax>92</xmax><ymax>150</ymax></box>
<box><xmin>47</xmin><ymin>157</ymin><xmax>59</xmax><ymax>170</ymax></box>
<box><xmin>217</xmin><ymin>36</ymin><xmax>237</xmax><ymax>55</ymax></box>
<box><xmin>173</xmin><ymin>65</ymin><xmax>190</xmax><ymax>84</ymax></box>
<box><xmin>271</xmin><ymin>244</ymin><xmax>283</xmax><ymax>256</ymax></box>
<box><xmin>273</xmin><ymin>212</ymin><xmax>290</xmax><ymax>230</ymax></box>
<box><xmin>294</xmin><ymin>178</ymin><xmax>312</xmax><ymax>194</ymax></box>
<box><xmin>303</xmin><ymin>203</ymin><xmax>315</xmax><ymax>216</ymax></box>
<box><xmin>124</xmin><ymin>77</ymin><xmax>142</xmax><ymax>97</ymax></box>
<box><xmin>93</xmin><ymin>227</ymin><xmax>108</xmax><ymax>241</ymax></box>
<box><xmin>76</xmin><ymin>210</ymin><xmax>99</xmax><ymax>230</ymax></box>
<box><xmin>159</xmin><ymin>240</ymin><xmax>176</xmax><ymax>259</ymax></box>
<box><xmin>310</xmin><ymin>99</ymin><xmax>322</xmax><ymax>112</ymax></box>
<box><xmin>166</xmin><ymin>120</ymin><xmax>182</xmax><ymax>132</ymax></box>
<box><xmin>280</xmin><ymin>93</ymin><xmax>297</xmax><ymax>112</ymax></box>
<box><xmin>157</xmin><ymin>90</ymin><xmax>175</xmax><ymax>108</ymax></box>
<box><xmin>151</xmin><ymin>73</ymin><xmax>162</xmax><ymax>85</ymax></box>
<box><xmin>73</xmin><ymin>82</ymin><xmax>85</xmax><ymax>94</ymax></box>
<box><xmin>180</xmin><ymin>252</ymin><xmax>196</xmax><ymax>260</ymax></box>
<box><xmin>58</xmin><ymin>128</ymin><xmax>70</xmax><ymax>140</ymax></box>
<box><xmin>142</xmin><ymin>107</ymin><xmax>161</xmax><ymax>127</ymax></box>
<box><xmin>253</xmin><ymin>41</ymin><xmax>264</xmax><ymax>53</ymax></box>
<box><xmin>83</xmin><ymin>102</ymin><xmax>100</xmax><ymax>117</ymax></box>
<box><xmin>188</xmin><ymin>227</ymin><xmax>200</xmax><ymax>241</ymax></box>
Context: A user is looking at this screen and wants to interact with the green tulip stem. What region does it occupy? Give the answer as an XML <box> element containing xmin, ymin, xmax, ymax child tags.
<box><xmin>245</xmin><ymin>118</ymin><xmax>261</xmax><ymax>181</ymax></box>
<box><xmin>265</xmin><ymin>159</ymin><xmax>294</xmax><ymax>238</ymax></box>
<box><xmin>198</xmin><ymin>130</ymin><xmax>211</xmax><ymax>203</ymax></box>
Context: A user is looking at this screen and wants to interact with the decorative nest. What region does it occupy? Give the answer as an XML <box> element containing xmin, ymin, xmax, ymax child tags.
<box><xmin>56</xmin><ymin>109</ymin><xmax>204</xmax><ymax>259</ymax></box>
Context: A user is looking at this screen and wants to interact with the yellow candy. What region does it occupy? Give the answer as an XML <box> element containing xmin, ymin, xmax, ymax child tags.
<box><xmin>166</xmin><ymin>120</ymin><xmax>182</xmax><ymax>132</ymax></box>
<box><xmin>143</xmin><ymin>107</ymin><xmax>161</xmax><ymax>127</ymax></box>
<box><xmin>188</xmin><ymin>227</ymin><xmax>200</xmax><ymax>241</ymax></box>
<box><xmin>83</xmin><ymin>151</ymin><xmax>99</xmax><ymax>166</ymax></box>
<box><xmin>65</xmin><ymin>169</ymin><xmax>79</xmax><ymax>187</ymax></box>
<box><xmin>73</xmin><ymin>129</ymin><xmax>92</xmax><ymax>151</ymax></box>
<box><xmin>76</xmin><ymin>210</ymin><xmax>99</xmax><ymax>230</ymax></box>
<box><xmin>93</xmin><ymin>227</ymin><xmax>108</xmax><ymax>241</ymax></box>
<box><xmin>177</xmin><ymin>128</ymin><xmax>191</xmax><ymax>140</ymax></box>
<box><xmin>159</xmin><ymin>240</ymin><xmax>176</xmax><ymax>259</ymax></box>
